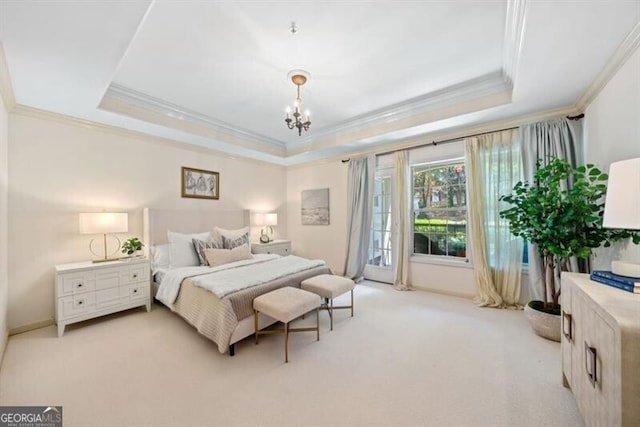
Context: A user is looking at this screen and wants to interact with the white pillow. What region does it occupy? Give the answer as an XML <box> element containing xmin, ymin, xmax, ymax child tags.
<box><xmin>204</xmin><ymin>244</ymin><xmax>252</xmax><ymax>267</ymax></box>
<box><xmin>167</xmin><ymin>230</ymin><xmax>212</xmax><ymax>268</ymax></box>
<box><xmin>213</xmin><ymin>226</ymin><xmax>249</xmax><ymax>240</ymax></box>
<box><xmin>150</xmin><ymin>243</ymin><xmax>170</xmax><ymax>273</ymax></box>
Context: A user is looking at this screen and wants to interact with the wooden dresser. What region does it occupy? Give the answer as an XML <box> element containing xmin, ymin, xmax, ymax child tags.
<box><xmin>561</xmin><ymin>272</ymin><xmax>640</xmax><ymax>426</ymax></box>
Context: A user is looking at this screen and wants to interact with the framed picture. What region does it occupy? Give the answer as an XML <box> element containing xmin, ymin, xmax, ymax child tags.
<box><xmin>301</xmin><ymin>188</ymin><xmax>330</xmax><ymax>225</ymax></box>
<box><xmin>181</xmin><ymin>167</ymin><xmax>219</xmax><ymax>200</ymax></box>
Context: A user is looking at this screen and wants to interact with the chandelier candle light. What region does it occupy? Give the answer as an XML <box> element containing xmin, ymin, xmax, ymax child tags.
<box><xmin>285</xmin><ymin>69</ymin><xmax>311</xmax><ymax>136</ymax></box>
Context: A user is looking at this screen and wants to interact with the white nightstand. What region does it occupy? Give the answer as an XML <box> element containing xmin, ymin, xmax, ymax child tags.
<box><xmin>55</xmin><ymin>257</ymin><xmax>151</xmax><ymax>337</ymax></box>
<box><xmin>251</xmin><ymin>240</ymin><xmax>292</xmax><ymax>256</ymax></box>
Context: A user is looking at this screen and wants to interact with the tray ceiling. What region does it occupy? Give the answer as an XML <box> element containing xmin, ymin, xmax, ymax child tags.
<box><xmin>1</xmin><ymin>1</ymin><xmax>639</xmax><ymax>165</ymax></box>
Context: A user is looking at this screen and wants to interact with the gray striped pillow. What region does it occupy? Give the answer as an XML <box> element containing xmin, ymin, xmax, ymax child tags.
<box><xmin>222</xmin><ymin>233</ymin><xmax>249</xmax><ymax>249</ymax></box>
<box><xmin>192</xmin><ymin>238</ymin><xmax>224</xmax><ymax>266</ymax></box>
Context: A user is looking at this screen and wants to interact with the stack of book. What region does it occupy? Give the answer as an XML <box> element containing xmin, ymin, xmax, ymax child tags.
<box><xmin>590</xmin><ymin>270</ymin><xmax>639</xmax><ymax>294</ymax></box>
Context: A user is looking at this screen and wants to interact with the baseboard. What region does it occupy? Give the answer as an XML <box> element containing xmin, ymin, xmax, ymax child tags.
<box><xmin>410</xmin><ymin>284</ymin><xmax>475</xmax><ymax>300</ymax></box>
<box><xmin>9</xmin><ymin>319</ymin><xmax>54</xmax><ymax>336</ymax></box>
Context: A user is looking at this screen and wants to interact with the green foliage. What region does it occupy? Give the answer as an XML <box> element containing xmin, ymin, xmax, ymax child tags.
<box><xmin>499</xmin><ymin>158</ymin><xmax>640</xmax><ymax>306</ymax></box>
<box><xmin>122</xmin><ymin>237</ymin><xmax>144</xmax><ymax>256</ymax></box>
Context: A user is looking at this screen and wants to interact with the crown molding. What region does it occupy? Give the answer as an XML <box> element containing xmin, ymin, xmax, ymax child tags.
<box><xmin>288</xmin><ymin>70</ymin><xmax>513</xmax><ymax>153</ymax></box>
<box><xmin>10</xmin><ymin>104</ymin><xmax>287</xmax><ymax>168</ymax></box>
<box><xmin>102</xmin><ymin>83</ymin><xmax>286</xmax><ymax>152</ymax></box>
<box><xmin>502</xmin><ymin>0</ymin><xmax>527</xmax><ymax>85</ymax></box>
<box><xmin>285</xmin><ymin>105</ymin><xmax>579</xmax><ymax>170</ymax></box>
<box><xmin>576</xmin><ymin>20</ymin><xmax>640</xmax><ymax>110</ymax></box>
<box><xmin>0</xmin><ymin>44</ymin><xmax>17</xmax><ymax>111</ymax></box>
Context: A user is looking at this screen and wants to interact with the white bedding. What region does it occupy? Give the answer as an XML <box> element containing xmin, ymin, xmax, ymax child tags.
<box><xmin>156</xmin><ymin>254</ymin><xmax>280</xmax><ymax>306</ymax></box>
<box><xmin>192</xmin><ymin>255</ymin><xmax>326</xmax><ymax>298</ymax></box>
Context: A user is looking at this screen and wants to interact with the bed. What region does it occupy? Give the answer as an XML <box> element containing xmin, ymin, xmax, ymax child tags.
<box><xmin>143</xmin><ymin>208</ymin><xmax>331</xmax><ymax>355</ymax></box>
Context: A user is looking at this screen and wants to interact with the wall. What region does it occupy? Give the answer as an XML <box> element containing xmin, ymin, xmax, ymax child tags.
<box><xmin>286</xmin><ymin>161</ymin><xmax>348</xmax><ymax>275</ymax></box>
<box><xmin>8</xmin><ymin>112</ymin><xmax>286</xmax><ymax>331</ymax></box>
<box><xmin>584</xmin><ymin>45</ymin><xmax>640</xmax><ymax>270</ymax></box>
<box><xmin>287</xmin><ymin>154</ymin><xmax>476</xmax><ymax>298</ymax></box>
<box><xmin>0</xmin><ymin>88</ymin><xmax>8</xmax><ymax>358</ymax></box>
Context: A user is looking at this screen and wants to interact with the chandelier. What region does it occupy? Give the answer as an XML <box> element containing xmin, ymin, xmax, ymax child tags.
<box><xmin>284</xmin><ymin>69</ymin><xmax>311</xmax><ymax>136</ymax></box>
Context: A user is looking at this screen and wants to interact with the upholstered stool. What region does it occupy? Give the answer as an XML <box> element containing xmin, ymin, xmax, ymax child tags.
<box><xmin>253</xmin><ymin>286</ymin><xmax>321</xmax><ymax>363</ymax></box>
<box><xmin>301</xmin><ymin>274</ymin><xmax>355</xmax><ymax>331</ymax></box>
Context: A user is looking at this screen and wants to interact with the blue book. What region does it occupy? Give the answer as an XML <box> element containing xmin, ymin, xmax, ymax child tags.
<box><xmin>591</xmin><ymin>270</ymin><xmax>640</xmax><ymax>287</ymax></box>
<box><xmin>590</xmin><ymin>274</ymin><xmax>639</xmax><ymax>294</ymax></box>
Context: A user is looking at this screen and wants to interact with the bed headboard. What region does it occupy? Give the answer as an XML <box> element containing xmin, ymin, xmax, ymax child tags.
<box><xmin>142</xmin><ymin>208</ymin><xmax>251</xmax><ymax>255</ymax></box>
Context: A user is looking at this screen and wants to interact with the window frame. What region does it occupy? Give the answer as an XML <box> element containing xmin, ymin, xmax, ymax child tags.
<box><xmin>411</xmin><ymin>156</ymin><xmax>469</xmax><ymax>264</ymax></box>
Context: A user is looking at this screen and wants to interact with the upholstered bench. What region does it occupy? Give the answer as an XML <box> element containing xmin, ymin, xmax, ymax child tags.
<box><xmin>253</xmin><ymin>286</ymin><xmax>321</xmax><ymax>363</ymax></box>
<box><xmin>301</xmin><ymin>274</ymin><xmax>355</xmax><ymax>331</ymax></box>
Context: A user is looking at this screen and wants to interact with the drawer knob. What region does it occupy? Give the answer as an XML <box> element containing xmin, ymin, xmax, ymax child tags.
<box><xmin>77</xmin><ymin>300</ymin><xmax>84</xmax><ymax>306</ymax></box>
<box><xmin>133</xmin><ymin>289</ymin><xmax>138</xmax><ymax>294</ymax></box>
<box><xmin>76</xmin><ymin>283</ymin><xmax>84</xmax><ymax>288</ymax></box>
<box><xmin>132</xmin><ymin>274</ymin><xmax>137</xmax><ymax>278</ymax></box>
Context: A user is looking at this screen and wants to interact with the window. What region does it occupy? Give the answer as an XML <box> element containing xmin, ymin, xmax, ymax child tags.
<box><xmin>367</xmin><ymin>168</ymin><xmax>393</xmax><ymax>268</ymax></box>
<box><xmin>412</xmin><ymin>159</ymin><xmax>467</xmax><ymax>259</ymax></box>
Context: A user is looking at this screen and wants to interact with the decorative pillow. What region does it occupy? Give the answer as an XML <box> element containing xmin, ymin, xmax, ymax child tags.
<box><xmin>214</xmin><ymin>226</ymin><xmax>249</xmax><ymax>241</ymax></box>
<box><xmin>222</xmin><ymin>233</ymin><xmax>250</xmax><ymax>249</ymax></box>
<box><xmin>192</xmin><ymin>238</ymin><xmax>224</xmax><ymax>266</ymax></box>
<box><xmin>167</xmin><ymin>230</ymin><xmax>212</xmax><ymax>268</ymax></box>
<box><xmin>204</xmin><ymin>244</ymin><xmax>252</xmax><ymax>267</ymax></box>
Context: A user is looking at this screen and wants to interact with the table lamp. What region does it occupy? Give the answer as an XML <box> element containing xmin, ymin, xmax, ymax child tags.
<box><xmin>79</xmin><ymin>212</ymin><xmax>128</xmax><ymax>262</ymax></box>
<box><xmin>602</xmin><ymin>158</ymin><xmax>640</xmax><ymax>278</ymax></box>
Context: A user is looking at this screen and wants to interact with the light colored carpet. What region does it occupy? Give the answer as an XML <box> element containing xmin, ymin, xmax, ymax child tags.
<box><xmin>0</xmin><ymin>281</ymin><xmax>583</xmax><ymax>427</ymax></box>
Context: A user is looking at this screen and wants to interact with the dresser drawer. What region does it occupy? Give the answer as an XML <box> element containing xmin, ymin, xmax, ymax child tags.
<box><xmin>96</xmin><ymin>287</ymin><xmax>122</xmax><ymax>309</ymax></box>
<box><xmin>120</xmin><ymin>283</ymin><xmax>149</xmax><ymax>302</ymax></box>
<box><xmin>123</xmin><ymin>264</ymin><xmax>149</xmax><ymax>283</ymax></box>
<box><xmin>95</xmin><ymin>267</ymin><xmax>125</xmax><ymax>290</ymax></box>
<box><xmin>58</xmin><ymin>271</ymin><xmax>96</xmax><ymax>296</ymax></box>
<box><xmin>58</xmin><ymin>293</ymin><xmax>96</xmax><ymax>319</ymax></box>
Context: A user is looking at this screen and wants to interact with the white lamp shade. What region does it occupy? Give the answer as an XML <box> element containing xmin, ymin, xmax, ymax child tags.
<box><xmin>79</xmin><ymin>212</ymin><xmax>128</xmax><ymax>234</ymax></box>
<box><xmin>253</xmin><ymin>213</ymin><xmax>265</xmax><ymax>226</ymax></box>
<box><xmin>264</xmin><ymin>213</ymin><xmax>278</xmax><ymax>226</ymax></box>
<box><xmin>603</xmin><ymin>158</ymin><xmax>640</xmax><ymax>230</ymax></box>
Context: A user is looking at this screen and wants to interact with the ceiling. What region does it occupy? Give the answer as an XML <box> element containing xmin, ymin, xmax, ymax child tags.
<box><xmin>1</xmin><ymin>1</ymin><xmax>639</xmax><ymax>165</ymax></box>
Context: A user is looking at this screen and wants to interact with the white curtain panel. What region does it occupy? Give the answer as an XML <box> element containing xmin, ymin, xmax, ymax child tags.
<box><xmin>465</xmin><ymin>129</ymin><xmax>523</xmax><ymax>308</ymax></box>
<box><xmin>392</xmin><ymin>150</ymin><xmax>411</xmax><ymax>291</ymax></box>
<box><xmin>344</xmin><ymin>155</ymin><xmax>375</xmax><ymax>281</ymax></box>
<box><xmin>520</xmin><ymin>117</ymin><xmax>582</xmax><ymax>301</ymax></box>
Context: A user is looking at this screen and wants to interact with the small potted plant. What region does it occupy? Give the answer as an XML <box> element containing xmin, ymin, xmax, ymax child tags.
<box><xmin>122</xmin><ymin>237</ymin><xmax>144</xmax><ymax>258</ymax></box>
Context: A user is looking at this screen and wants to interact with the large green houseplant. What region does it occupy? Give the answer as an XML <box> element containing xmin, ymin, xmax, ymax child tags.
<box><xmin>499</xmin><ymin>158</ymin><xmax>639</xmax><ymax>325</ymax></box>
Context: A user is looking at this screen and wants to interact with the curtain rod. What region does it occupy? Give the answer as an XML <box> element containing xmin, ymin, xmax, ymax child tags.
<box><xmin>341</xmin><ymin>114</ymin><xmax>584</xmax><ymax>163</ymax></box>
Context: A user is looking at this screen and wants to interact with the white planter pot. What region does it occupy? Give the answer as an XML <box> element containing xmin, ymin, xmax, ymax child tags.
<box><xmin>524</xmin><ymin>301</ymin><xmax>561</xmax><ymax>342</ymax></box>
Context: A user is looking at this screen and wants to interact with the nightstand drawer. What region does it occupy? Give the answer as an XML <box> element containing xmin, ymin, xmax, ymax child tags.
<box><xmin>58</xmin><ymin>293</ymin><xmax>96</xmax><ymax>319</ymax></box>
<box><xmin>251</xmin><ymin>240</ymin><xmax>292</xmax><ymax>256</ymax></box>
<box><xmin>96</xmin><ymin>287</ymin><xmax>122</xmax><ymax>309</ymax></box>
<box><xmin>59</xmin><ymin>272</ymin><xmax>96</xmax><ymax>296</ymax></box>
<box><xmin>96</xmin><ymin>268</ymin><xmax>124</xmax><ymax>290</ymax></box>
<box><xmin>121</xmin><ymin>283</ymin><xmax>148</xmax><ymax>302</ymax></box>
<box><xmin>126</xmin><ymin>264</ymin><xmax>149</xmax><ymax>283</ymax></box>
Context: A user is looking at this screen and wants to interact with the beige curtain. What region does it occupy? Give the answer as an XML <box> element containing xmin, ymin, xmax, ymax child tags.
<box><xmin>465</xmin><ymin>129</ymin><xmax>523</xmax><ymax>308</ymax></box>
<box><xmin>392</xmin><ymin>150</ymin><xmax>411</xmax><ymax>290</ymax></box>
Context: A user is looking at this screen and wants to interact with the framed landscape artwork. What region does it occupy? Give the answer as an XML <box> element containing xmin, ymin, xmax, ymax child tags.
<box><xmin>181</xmin><ymin>167</ymin><xmax>219</xmax><ymax>200</ymax></box>
<box><xmin>301</xmin><ymin>188</ymin><xmax>330</xmax><ymax>225</ymax></box>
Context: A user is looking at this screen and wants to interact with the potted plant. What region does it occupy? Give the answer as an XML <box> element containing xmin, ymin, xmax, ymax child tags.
<box><xmin>499</xmin><ymin>158</ymin><xmax>639</xmax><ymax>341</ymax></box>
<box><xmin>122</xmin><ymin>237</ymin><xmax>144</xmax><ymax>258</ymax></box>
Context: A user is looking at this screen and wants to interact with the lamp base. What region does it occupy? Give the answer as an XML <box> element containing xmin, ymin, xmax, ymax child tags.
<box><xmin>92</xmin><ymin>258</ymin><xmax>121</xmax><ymax>263</ymax></box>
<box><xmin>611</xmin><ymin>260</ymin><xmax>640</xmax><ymax>278</ymax></box>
